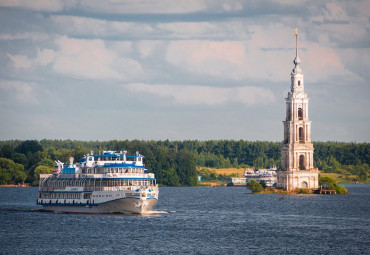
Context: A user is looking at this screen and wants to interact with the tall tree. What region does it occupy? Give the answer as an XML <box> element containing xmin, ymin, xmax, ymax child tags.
<box><xmin>0</xmin><ymin>158</ymin><xmax>27</xmax><ymax>185</ymax></box>
<box><xmin>176</xmin><ymin>150</ymin><xmax>197</xmax><ymax>186</ymax></box>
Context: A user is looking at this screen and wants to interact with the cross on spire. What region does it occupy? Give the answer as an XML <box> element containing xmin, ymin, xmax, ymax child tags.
<box><xmin>292</xmin><ymin>28</ymin><xmax>302</xmax><ymax>74</ymax></box>
<box><xmin>295</xmin><ymin>28</ymin><xmax>298</xmax><ymax>57</ymax></box>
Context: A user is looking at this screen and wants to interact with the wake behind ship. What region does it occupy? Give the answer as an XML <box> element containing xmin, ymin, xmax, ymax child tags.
<box><xmin>37</xmin><ymin>150</ymin><xmax>158</xmax><ymax>214</ymax></box>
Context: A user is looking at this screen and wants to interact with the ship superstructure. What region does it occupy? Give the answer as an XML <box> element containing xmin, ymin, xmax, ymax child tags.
<box><xmin>37</xmin><ymin>150</ymin><xmax>158</xmax><ymax>214</ymax></box>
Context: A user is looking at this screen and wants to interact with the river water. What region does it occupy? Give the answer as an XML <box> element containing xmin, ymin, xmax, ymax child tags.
<box><xmin>0</xmin><ymin>185</ymin><xmax>369</xmax><ymax>254</ymax></box>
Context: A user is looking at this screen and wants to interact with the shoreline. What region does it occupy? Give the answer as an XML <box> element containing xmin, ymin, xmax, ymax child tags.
<box><xmin>1</xmin><ymin>183</ymin><xmax>366</xmax><ymax>188</ymax></box>
<box><xmin>0</xmin><ymin>184</ymin><xmax>31</xmax><ymax>187</ymax></box>
<box><xmin>259</xmin><ymin>188</ymin><xmax>316</xmax><ymax>195</ymax></box>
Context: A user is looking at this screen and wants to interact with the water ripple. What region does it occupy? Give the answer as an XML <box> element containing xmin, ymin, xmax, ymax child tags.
<box><xmin>0</xmin><ymin>185</ymin><xmax>369</xmax><ymax>254</ymax></box>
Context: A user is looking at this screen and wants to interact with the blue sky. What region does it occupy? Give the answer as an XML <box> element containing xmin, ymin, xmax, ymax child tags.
<box><xmin>0</xmin><ymin>0</ymin><xmax>369</xmax><ymax>142</ymax></box>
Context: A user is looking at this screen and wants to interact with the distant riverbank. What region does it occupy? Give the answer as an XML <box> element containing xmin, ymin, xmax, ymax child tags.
<box><xmin>0</xmin><ymin>184</ymin><xmax>31</xmax><ymax>187</ymax></box>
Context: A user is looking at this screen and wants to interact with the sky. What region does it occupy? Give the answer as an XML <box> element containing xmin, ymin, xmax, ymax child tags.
<box><xmin>0</xmin><ymin>0</ymin><xmax>369</xmax><ymax>142</ymax></box>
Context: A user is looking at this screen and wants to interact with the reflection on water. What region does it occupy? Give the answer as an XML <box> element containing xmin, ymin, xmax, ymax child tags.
<box><xmin>1</xmin><ymin>185</ymin><xmax>369</xmax><ymax>254</ymax></box>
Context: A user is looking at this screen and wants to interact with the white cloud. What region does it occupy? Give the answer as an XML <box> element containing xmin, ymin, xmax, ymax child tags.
<box><xmin>7</xmin><ymin>36</ymin><xmax>143</xmax><ymax>80</ymax></box>
<box><xmin>300</xmin><ymin>42</ymin><xmax>362</xmax><ymax>83</ymax></box>
<box><xmin>136</xmin><ymin>40</ymin><xmax>166</xmax><ymax>59</ymax></box>
<box><xmin>0</xmin><ymin>80</ymin><xmax>39</xmax><ymax>104</ymax></box>
<box><xmin>36</xmin><ymin>48</ymin><xmax>57</xmax><ymax>66</ymax></box>
<box><xmin>50</xmin><ymin>36</ymin><xmax>143</xmax><ymax>80</ymax></box>
<box><xmin>124</xmin><ymin>83</ymin><xmax>276</xmax><ymax>106</ymax></box>
<box><xmin>336</xmin><ymin>47</ymin><xmax>370</xmax><ymax>81</ymax></box>
<box><xmin>51</xmin><ymin>36</ymin><xmax>121</xmax><ymax>80</ymax></box>
<box><xmin>7</xmin><ymin>54</ymin><xmax>33</xmax><ymax>69</ymax></box>
<box><xmin>112</xmin><ymin>57</ymin><xmax>143</xmax><ymax>80</ymax></box>
<box><xmin>164</xmin><ymin>24</ymin><xmax>362</xmax><ymax>84</ymax></box>
<box><xmin>50</xmin><ymin>15</ymin><xmax>251</xmax><ymax>40</ymax></box>
<box><xmin>0</xmin><ymin>0</ymin><xmax>72</xmax><ymax>12</ymax></box>
<box><xmin>157</xmin><ymin>22</ymin><xmax>218</xmax><ymax>39</ymax></box>
<box><xmin>50</xmin><ymin>15</ymin><xmax>155</xmax><ymax>37</ymax></box>
<box><xmin>0</xmin><ymin>32</ymin><xmax>48</xmax><ymax>41</ymax></box>
<box><xmin>323</xmin><ymin>2</ymin><xmax>350</xmax><ymax>22</ymax></box>
<box><xmin>166</xmin><ymin>40</ymin><xmax>249</xmax><ymax>81</ymax></box>
<box><xmin>109</xmin><ymin>41</ymin><xmax>134</xmax><ymax>56</ymax></box>
<box><xmin>0</xmin><ymin>0</ymin><xmax>246</xmax><ymax>14</ymax></box>
<box><xmin>79</xmin><ymin>0</ymin><xmax>207</xmax><ymax>14</ymax></box>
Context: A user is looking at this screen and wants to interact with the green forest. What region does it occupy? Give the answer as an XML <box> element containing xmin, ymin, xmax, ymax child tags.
<box><xmin>0</xmin><ymin>139</ymin><xmax>369</xmax><ymax>186</ymax></box>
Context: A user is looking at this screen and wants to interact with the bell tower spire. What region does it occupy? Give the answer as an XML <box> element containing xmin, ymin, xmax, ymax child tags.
<box><xmin>276</xmin><ymin>28</ymin><xmax>319</xmax><ymax>191</ymax></box>
<box><xmin>290</xmin><ymin>28</ymin><xmax>304</xmax><ymax>94</ymax></box>
<box><xmin>292</xmin><ymin>28</ymin><xmax>302</xmax><ymax>74</ymax></box>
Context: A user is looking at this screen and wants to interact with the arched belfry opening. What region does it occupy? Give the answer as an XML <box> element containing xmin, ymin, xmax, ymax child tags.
<box><xmin>298</xmin><ymin>108</ymin><xmax>303</xmax><ymax>120</ymax></box>
<box><xmin>301</xmin><ymin>181</ymin><xmax>308</xmax><ymax>188</ymax></box>
<box><xmin>299</xmin><ymin>154</ymin><xmax>306</xmax><ymax>170</ymax></box>
<box><xmin>299</xmin><ymin>127</ymin><xmax>304</xmax><ymax>142</ymax></box>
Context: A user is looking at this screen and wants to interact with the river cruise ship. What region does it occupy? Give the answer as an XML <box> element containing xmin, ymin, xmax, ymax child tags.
<box><xmin>243</xmin><ymin>168</ymin><xmax>277</xmax><ymax>187</ymax></box>
<box><xmin>229</xmin><ymin>168</ymin><xmax>277</xmax><ymax>187</ymax></box>
<box><xmin>37</xmin><ymin>150</ymin><xmax>158</xmax><ymax>214</ymax></box>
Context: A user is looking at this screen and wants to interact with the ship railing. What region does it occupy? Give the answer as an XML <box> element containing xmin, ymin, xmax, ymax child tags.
<box><xmin>85</xmin><ymin>173</ymin><xmax>155</xmax><ymax>178</ymax></box>
<box><xmin>40</xmin><ymin>172</ymin><xmax>156</xmax><ymax>179</ymax></box>
<box><xmin>38</xmin><ymin>184</ymin><xmax>158</xmax><ymax>192</ymax></box>
<box><xmin>82</xmin><ymin>185</ymin><xmax>158</xmax><ymax>192</ymax></box>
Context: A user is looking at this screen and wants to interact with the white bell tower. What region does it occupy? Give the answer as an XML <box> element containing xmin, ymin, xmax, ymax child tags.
<box><xmin>276</xmin><ymin>29</ymin><xmax>319</xmax><ymax>190</ymax></box>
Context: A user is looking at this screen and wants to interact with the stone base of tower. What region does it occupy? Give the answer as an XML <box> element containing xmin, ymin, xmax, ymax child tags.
<box><xmin>276</xmin><ymin>169</ymin><xmax>319</xmax><ymax>191</ymax></box>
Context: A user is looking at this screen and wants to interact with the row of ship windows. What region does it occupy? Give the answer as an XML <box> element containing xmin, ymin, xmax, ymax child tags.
<box><xmin>41</xmin><ymin>193</ymin><xmax>134</xmax><ymax>199</ymax></box>
<box><xmin>39</xmin><ymin>193</ymin><xmax>91</xmax><ymax>199</ymax></box>
<box><xmin>110</xmin><ymin>179</ymin><xmax>153</xmax><ymax>186</ymax></box>
<box><xmin>82</xmin><ymin>168</ymin><xmax>144</xmax><ymax>174</ymax></box>
<box><xmin>41</xmin><ymin>179</ymin><xmax>154</xmax><ymax>187</ymax></box>
<box><xmin>94</xmin><ymin>157</ymin><xmax>142</xmax><ymax>162</ymax></box>
<box><xmin>92</xmin><ymin>194</ymin><xmax>125</xmax><ymax>198</ymax></box>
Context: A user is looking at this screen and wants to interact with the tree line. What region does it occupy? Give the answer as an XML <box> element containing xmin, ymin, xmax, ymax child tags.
<box><xmin>0</xmin><ymin>140</ymin><xmax>197</xmax><ymax>186</ymax></box>
<box><xmin>0</xmin><ymin>139</ymin><xmax>369</xmax><ymax>186</ymax></box>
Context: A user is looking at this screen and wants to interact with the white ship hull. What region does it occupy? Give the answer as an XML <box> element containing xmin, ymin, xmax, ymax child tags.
<box><xmin>39</xmin><ymin>197</ymin><xmax>157</xmax><ymax>214</ymax></box>
<box><xmin>37</xmin><ymin>188</ymin><xmax>158</xmax><ymax>214</ymax></box>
